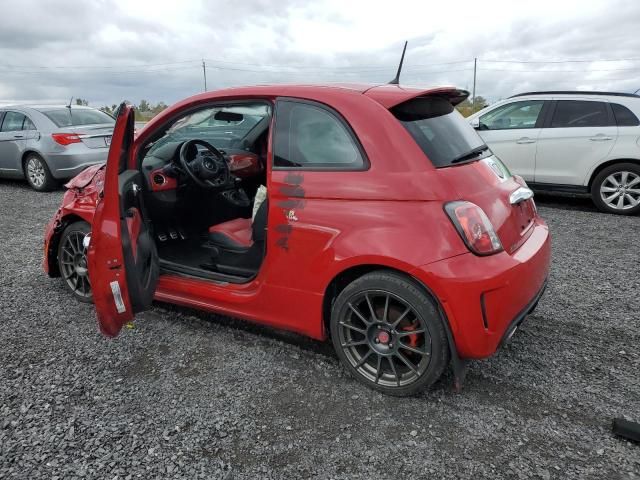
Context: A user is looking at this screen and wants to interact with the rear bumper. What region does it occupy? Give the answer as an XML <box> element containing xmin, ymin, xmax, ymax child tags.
<box><xmin>411</xmin><ymin>219</ymin><xmax>551</xmax><ymax>359</ymax></box>
<box><xmin>45</xmin><ymin>150</ymin><xmax>107</xmax><ymax>179</ymax></box>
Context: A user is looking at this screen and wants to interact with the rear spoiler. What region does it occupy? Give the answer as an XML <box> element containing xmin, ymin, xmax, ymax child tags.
<box><xmin>364</xmin><ymin>85</ymin><xmax>470</xmax><ymax>109</ymax></box>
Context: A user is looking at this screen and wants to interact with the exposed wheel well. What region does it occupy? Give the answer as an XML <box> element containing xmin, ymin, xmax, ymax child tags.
<box><xmin>46</xmin><ymin>214</ymin><xmax>88</xmax><ymax>277</ymax></box>
<box><xmin>322</xmin><ymin>265</ymin><xmax>443</xmax><ymax>337</ymax></box>
<box><xmin>588</xmin><ymin>158</ymin><xmax>640</xmax><ymax>189</ymax></box>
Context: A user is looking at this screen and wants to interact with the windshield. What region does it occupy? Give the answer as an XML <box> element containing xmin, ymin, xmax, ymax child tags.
<box><xmin>148</xmin><ymin>103</ymin><xmax>271</xmax><ymax>154</ymax></box>
<box><xmin>392</xmin><ymin>97</ymin><xmax>487</xmax><ymax>167</ymax></box>
<box><xmin>38</xmin><ymin>108</ymin><xmax>115</xmax><ymax>127</ymax></box>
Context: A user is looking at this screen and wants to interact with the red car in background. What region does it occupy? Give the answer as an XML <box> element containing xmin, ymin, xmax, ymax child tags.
<box><xmin>43</xmin><ymin>84</ymin><xmax>550</xmax><ymax>396</ymax></box>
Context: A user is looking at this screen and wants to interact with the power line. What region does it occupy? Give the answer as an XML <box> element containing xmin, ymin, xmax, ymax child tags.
<box><xmin>481</xmin><ymin>57</ymin><xmax>640</xmax><ymax>64</ymax></box>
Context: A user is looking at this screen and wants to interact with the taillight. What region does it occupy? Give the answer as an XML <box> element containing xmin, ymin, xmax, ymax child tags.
<box><xmin>445</xmin><ymin>201</ymin><xmax>503</xmax><ymax>256</ymax></box>
<box><xmin>51</xmin><ymin>133</ymin><xmax>82</xmax><ymax>146</ymax></box>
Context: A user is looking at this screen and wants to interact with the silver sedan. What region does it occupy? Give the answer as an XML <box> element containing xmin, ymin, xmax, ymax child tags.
<box><xmin>0</xmin><ymin>105</ymin><xmax>114</xmax><ymax>191</ymax></box>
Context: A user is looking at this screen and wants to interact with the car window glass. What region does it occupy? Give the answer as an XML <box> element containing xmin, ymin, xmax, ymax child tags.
<box><xmin>0</xmin><ymin>111</ymin><xmax>26</xmax><ymax>132</ymax></box>
<box><xmin>274</xmin><ymin>101</ymin><xmax>364</xmax><ymax>168</ymax></box>
<box><xmin>393</xmin><ymin>97</ymin><xmax>487</xmax><ymax>168</ymax></box>
<box><xmin>23</xmin><ymin>116</ymin><xmax>37</xmax><ymax>131</ymax></box>
<box><xmin>550</xmin><ymin>100</ymin><xmax>611</xmax><ymax>128</ymax></box>
<box><xmin>38</xmin><ymin>108</ymin><xmax>115</xmax><ymax>127</ymax></box>
<box><xmin>611</xmin><ymin>103</ymin><xmax>640</xmax><ymax>127</ymax></box>
<box><xmin>148</xmin><ymin>103</ymin><xmax>271</xmax><ymax>155</ymax></box>
<box><xmin>479</xmin><ymin>100</ymin><xmax>544</xmax><ymax>130</ymax></box>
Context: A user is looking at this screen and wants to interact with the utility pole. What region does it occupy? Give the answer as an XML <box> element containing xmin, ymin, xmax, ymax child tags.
<box><xmin>202</xmin><ymin>59</ymin><xmax>207</xmax><ymax>92</ymax></box>
<box><xmin>472</xmin><ymin>57</ymin><xmax>477</xmax><ymax>112</ymax></box>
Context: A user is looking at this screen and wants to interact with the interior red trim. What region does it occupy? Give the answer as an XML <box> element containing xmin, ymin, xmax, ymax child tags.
<box><xmin>208</xmin><ymin>218</ymin><xmax>253</xmax><ymax>248</ymax></box>
<box><xmin>149</xmin><ymin>168</ymin><xmax>178</xmax><ymax>192</ymax></box>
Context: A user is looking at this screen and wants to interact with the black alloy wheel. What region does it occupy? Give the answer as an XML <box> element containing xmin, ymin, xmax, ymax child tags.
<box><xmin>330</xmin><ymin>271</ymin><xmax>449</xmax><ymax>396</ymax></box>
<box><xmin>57</xmin><ymin>221</ymin><xmax>93</xmax><ymax>303</ymax></box>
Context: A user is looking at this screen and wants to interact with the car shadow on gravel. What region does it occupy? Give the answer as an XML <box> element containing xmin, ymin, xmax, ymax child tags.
<box><xmin>533</xmin><ymin>192</ymin><xmax>599</xmax><ymax>213</ymax></box>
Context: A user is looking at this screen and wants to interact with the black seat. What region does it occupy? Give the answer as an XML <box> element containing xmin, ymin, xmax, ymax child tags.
<box><xmin>202</xmin><ymin>200</ymin><xmax>268</xmax><ymax>277</ymax></box>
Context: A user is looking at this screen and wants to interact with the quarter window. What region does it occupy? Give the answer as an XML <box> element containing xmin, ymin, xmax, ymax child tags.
<box><xmin>479</xmin><ymin>100</ymin><xmax>544</xmax><ymax>130</ymax></box>
<box><xmin>550</xmin><ymin>101</ymin><xmax>611</xmax><ymax>128</ymax></box>
<box><xmin>274</xmin><ymin>100</ymin><xmax>365</xmax><ymax>169</ymax></box>
<box><xmin>23</xmin><ymin>116</ymin><xmax>37</xmax><ymax>131</ymax></box>
<box><xmin>611</xmin><ymin>103</ymin><xmax>640</xmax><ymax>127</ymax></box>
<box><xmin>0</xmin><ymin>111</ymin><xmax>26</xmax><ymax>132</ymax></box>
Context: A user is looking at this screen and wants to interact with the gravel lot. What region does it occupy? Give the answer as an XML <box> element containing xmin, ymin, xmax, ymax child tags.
<box><xmin>0</xmin><ymin>179</ymin><xmax>639</xmax><ymax>479</ymax></box>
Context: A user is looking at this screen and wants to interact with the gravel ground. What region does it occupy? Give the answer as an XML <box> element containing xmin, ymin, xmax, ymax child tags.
<box><xmin>0</xmin><ymin>179</ymin><xmax>639</xmax><ymax>479</ymax></box>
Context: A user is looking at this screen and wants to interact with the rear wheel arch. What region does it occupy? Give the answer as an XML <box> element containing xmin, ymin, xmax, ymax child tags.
<box><xmin>322</xmin><ymin>264</ymin><xmax>456</xmax><ymax>346</ymax></box>
<box><xmin>587</xmin><ymin>158</ymin><xmax>640</xmax><ymax>188</ymax></box>
<box><xmin>47</xmin><ymin>214</ymin><xmax>89</xmax><ymax>277</ymax></box>
<box><xmin>21</xmin><ymin>150</ymin><xmax>47</xmax><ymax>175</ymax></box>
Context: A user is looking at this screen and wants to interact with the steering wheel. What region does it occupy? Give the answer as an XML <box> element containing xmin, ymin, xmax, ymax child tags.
<box><xmin>179</xmin><ymin>139</ymin><xmax>230</xmax><ymax>190</ymax></box>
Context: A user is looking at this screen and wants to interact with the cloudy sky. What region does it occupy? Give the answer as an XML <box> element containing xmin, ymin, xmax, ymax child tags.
<box><xmin>1</xmin><ymin>0</ymin><xmax>640</xmax><ymax>108</ymax></box>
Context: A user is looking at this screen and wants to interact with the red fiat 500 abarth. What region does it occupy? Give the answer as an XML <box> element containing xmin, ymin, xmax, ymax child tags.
<box><xmin>43</xmin><ymin>84</ymin><xmax>551</xmax><ymax>396</ymax></box>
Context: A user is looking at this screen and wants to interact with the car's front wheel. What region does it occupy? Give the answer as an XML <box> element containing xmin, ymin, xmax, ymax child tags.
<box><xmin>591</xmin><ymin>163</ymin><xmax>640</xmax><ymax>215</ymax></box>
<box><xmin>24</xmin><ymin>154</ymin><xmax>57</xmax><ymax>192</ymax></box>
<box><xmin>330</xmin><ymin>271</ymin><xmax>450</xmax><ymax>396</ymax></box>
<box><xmin>57</xmin><ymin>221</ymin><xmax>93</xmax><ymax>303</ymax></box>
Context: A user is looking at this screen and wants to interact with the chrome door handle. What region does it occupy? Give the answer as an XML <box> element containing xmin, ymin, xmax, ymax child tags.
<box><xmin>589</xmin><ymin>135</ymin><xmax>612</xmax><ymax>141</ymax></box>
<box><xmin>510</xmin><ymin>186</ymin><xmax>534</xmax><ymax>205</ymax></box>
<box><xmin>516</xmin><ymin>137</ymin><xmax>536</xmax><ymax>144</ymax></box>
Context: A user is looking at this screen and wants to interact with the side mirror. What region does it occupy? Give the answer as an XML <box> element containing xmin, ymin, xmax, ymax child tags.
<box><xmin>470</xmin><ymin>117</ymin><xmax>480</xmax><ymax>129</ymax></box>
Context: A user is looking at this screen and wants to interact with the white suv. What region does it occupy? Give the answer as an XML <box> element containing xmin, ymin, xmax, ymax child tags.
<box><xmin>468</xmin><ymin>91</ymin><xmax>640</xmax><ymax>214</ymax></box>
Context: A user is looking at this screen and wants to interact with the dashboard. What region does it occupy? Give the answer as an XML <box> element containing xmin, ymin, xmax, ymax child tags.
<box><xmin>142</xmin><ymin>141</ymin><xmax>263</xmax><ymax>193</ymax></box>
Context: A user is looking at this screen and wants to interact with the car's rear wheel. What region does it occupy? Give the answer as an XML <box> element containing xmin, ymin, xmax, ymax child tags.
<box><xmin>330</xmin><ymin>271</ymin><xmax>450</xmax><ymax>396</ymax></box>
<box><xmin>591</xmin><ymin>163</ymin><xmax>640</xmax><ymax>215</ymax></box>
<box><xmin>24</xmin><ymin>154</ymin><xmax>57</xmax><ymax>192</ymax></box>
<box><xmin>57</xmin><ymin>221</ymin><xmax>93</xmax><ymax>303</ymax></box>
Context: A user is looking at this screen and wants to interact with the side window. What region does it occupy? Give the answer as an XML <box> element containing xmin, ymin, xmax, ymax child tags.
<box><xmin>550</xmin><ymin>101</ymin><xmax>611</xmax><ymax>128</ymax></box>
<box><xmin>274</xmin><ymin>100</ymin><xmax>365</xmax><ymax>169</ymax></box>
<box><xmin>611</xmin><ymin>103</ymin><xmax>640</xmax><ymax>127</ymax></box>
<box><xmin>23</xmin><ymin>116</ymin><xmax>37</xmax><ymax>131</ymax></box>
<box><xmin>479</xmin><ymin>100</ymin><xmax>544</xmax><ymax>130</ymax></box>
<box><xmin>0</xmin><ymin>111</ymin><xmax>26</xmax><ymax>132</ymax></box>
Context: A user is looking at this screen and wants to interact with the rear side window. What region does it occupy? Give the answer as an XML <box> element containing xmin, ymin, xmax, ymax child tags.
<box><xmin>479</xmin><ymin>100</ymin><xmax>544</xmax><ymax>130</ymax></box>
<box><xmin>1</xmin><ymin>111</ymin><xmax>26</xmax><ymax>132</ymax></box>
<box><xmin>23</xmin><ymin>116</ymin><xmax>37</xmax><ymax>131</ymax></box>
<box><xmin>550</xmin><ymin>101</ymin><xmax>611</xmax><ymax>128</ymax></box>
<box><xmin>611</xmin><ymin>103</ymin><xmax>640</xmax><ymax>126</ymax></box>
<box><xmin>392</xmin><ymin>97</ymin><xmax>486</xmax><ymax>167</ymax></box>
<box><xmin>274</xmin><ymin>100</ymin><xmax>365</xmax><ymax>169</ymax></box>
<box><xmin>39</xmin><ymin>108</ymin><xmax>115</xmax><ymax>127</ymax></box>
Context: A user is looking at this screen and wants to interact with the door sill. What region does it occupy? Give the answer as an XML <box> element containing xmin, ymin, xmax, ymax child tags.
<box><xmin>159</xmin><ymin>258</ymin><xmax>255</xmax><ymax>284</ymax></box>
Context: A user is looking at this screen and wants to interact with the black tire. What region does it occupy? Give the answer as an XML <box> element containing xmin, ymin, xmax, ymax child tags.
<box><xmin>57</xmin><ymin>221</ymin><xmax>93</xmax><ymax>303</ymax></box>
<box><xmin>591</xmin><ymin>162</ymin><xmax>640</xmax><ymax>215</ymax></box>
<box><xmin>24</xmin><ymin>153</ymin><xmax>57</xmax><ymax>192</ymax></box>
<box><xmin>330</xmin><ymin>271</ymin><xmax>450</xmax><ymax>396</ymax></box>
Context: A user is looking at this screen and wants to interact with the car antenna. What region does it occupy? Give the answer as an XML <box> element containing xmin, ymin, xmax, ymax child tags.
<box><xmin>388</xmin><ymin>41</ymin><xmax>408</xmax><ymax>85</ymax></box>
<box><xmin>66</xmin><ymin>97</ymin><xmax>74</xmax><ymax>123</ymax></box>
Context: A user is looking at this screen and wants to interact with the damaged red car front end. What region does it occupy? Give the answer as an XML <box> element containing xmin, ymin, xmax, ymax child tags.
<box><xmin>43</xmin><ymin>164</ymin><xmax>105</xmax><ymax>276</ymax></box>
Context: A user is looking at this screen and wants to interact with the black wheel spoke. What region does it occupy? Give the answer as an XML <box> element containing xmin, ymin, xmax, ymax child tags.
<box><xmin>382</xmin><ymin>294</ymin><xmax>390</xmax><ymax>324</ymax></box>
<box><xmin>396</xmin><ymin>351</ymin><xmax>419</xmax><ymax>376</ymax></box>
<box><xmin>387</xmin><ymin>357</ymin><xmax>399</xmax><ymax>386</ymax></box>
<box><xmin>391</xmin><ymin>306</ymin><xmax>411</xmax><ymax>328</ymax></box>
<box><xmin>348</xmin><ymin>303</ymin><xmax>371</xmax><ymax>326</ymax></box>
<box><xmin>341</xmin><ymin>340</ymin><xmax>367</xmax><ymax>348</ymax></box>
<box><xmin>396</xmin><ymin>328</ymin><xmax>426</xmax><ymax>337</ymax></box>
<box><xmin>354</xmin><ymin>350</ymin><xmax>373</xmax><ymax>369</ymax></box>
<box><xmin>339</xmin><ymin>320</ymin><xmax>366</xmax><ymax>335</ymax></box>
<box><xmin>374</xmin><ymin>355</ymin><xmax>382</xmax><ymax>384</ymax></box>
<box><xmin>399</xmin><ymin>343</ymin><xmax>430</xmax><ymax>356</ymax></box>
<box><xmin>364</xmin><ymin>293</ymin><xmax>377</xmax><ymax>322</ymax></box>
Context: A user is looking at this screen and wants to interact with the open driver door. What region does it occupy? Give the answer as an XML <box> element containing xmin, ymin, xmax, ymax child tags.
<box><xmin>87</xmin><ymin>103</ymin><xmax>159</xmax><ymax>337</ymax></box>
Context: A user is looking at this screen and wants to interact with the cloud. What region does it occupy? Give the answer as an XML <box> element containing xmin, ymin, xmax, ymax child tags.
<box><xmin>0</xmin><ymin>0</ymin><xmax>639</xmax><ymax>107</ymax></box>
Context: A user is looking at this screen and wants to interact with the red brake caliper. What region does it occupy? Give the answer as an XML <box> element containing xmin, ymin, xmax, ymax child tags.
<box><xmin>400</xmin><ymin>321</ymin><xmax>420</xmax><ymax>349</ymax></box>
